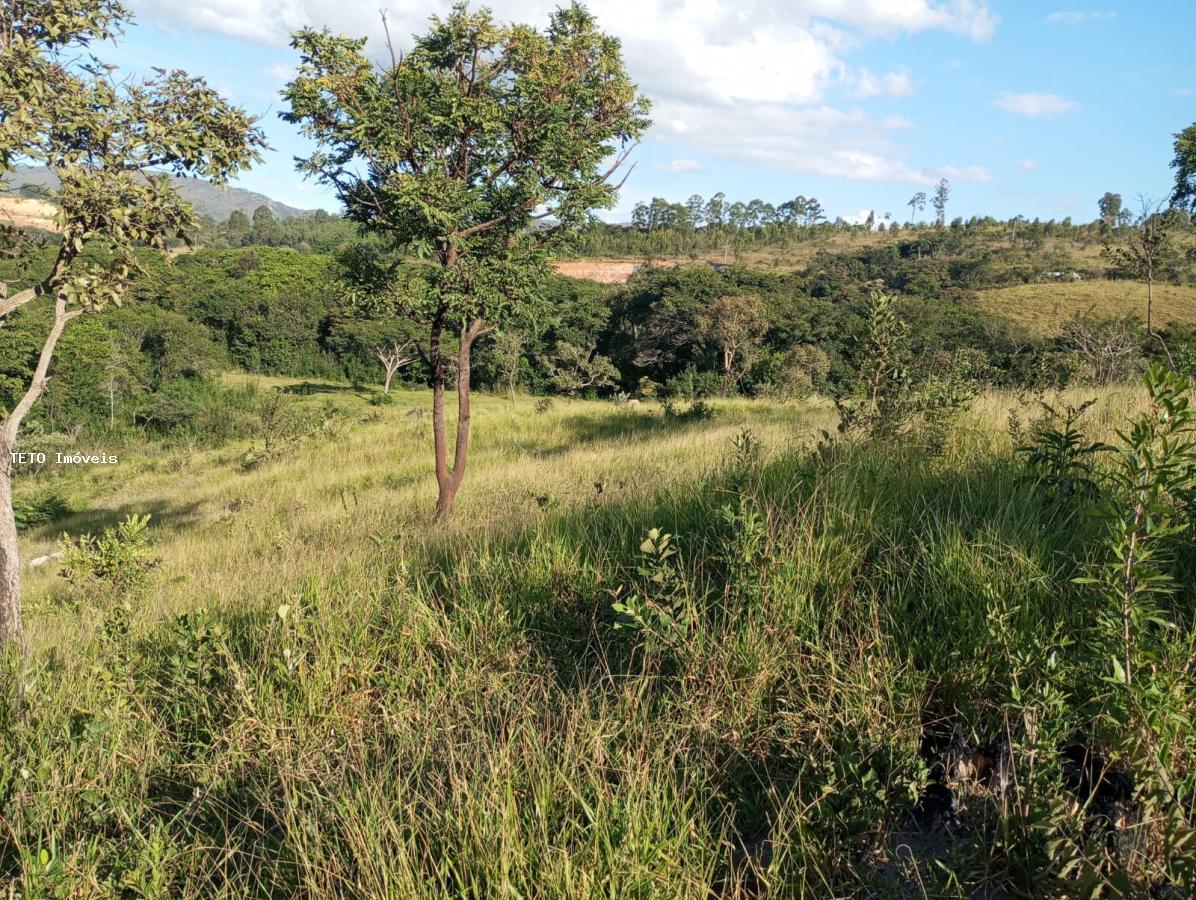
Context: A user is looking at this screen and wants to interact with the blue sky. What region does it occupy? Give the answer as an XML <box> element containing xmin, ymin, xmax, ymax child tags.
<box><xmin>115</xmin><ymin>0</ymin><xmax>1195</xmax><ymax>224</ymax></box>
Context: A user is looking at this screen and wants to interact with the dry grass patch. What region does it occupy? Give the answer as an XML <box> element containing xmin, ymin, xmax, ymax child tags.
<box><xmin>974</xmin><ymin>279</ymin><xmax>1196</xmax><ymax>334</ymax></box>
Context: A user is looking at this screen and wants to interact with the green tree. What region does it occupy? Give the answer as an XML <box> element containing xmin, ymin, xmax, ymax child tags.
<box><xmin>1098</xmin><ymin>191</ymin><xmax>1123</xmax><ymax>232</ymax></box>
<box><xmin>491</xmin><ymin>328</ymin><xmax>527</xmax><ymax>400</ymax></box>
<box><xmin>283</xmin><ymin>1</ymin><xmax>649</xmax><ymax>518</ymax></box>
<box><xmin>1170</xmin><ymin>122</ymin><xmax>1196</xmax><ymax>213</ymax></box>
<box><xmin>932</xmin><ymin>178</ymin><xmax>951</xmax><ymax>227</ymax></box>
<box><xmin>907</xmin><ymin>191</ymin><xmax>926</xmax><ymax>223</ymax></box>
<box><xmin>550</xmin><ymin>342</ymin><xmax>618</xmax><ymax>397</ymax></box>
<box><xmin>226</xmin><ymin>209</ymin><xmax>250</xmax><ymax>231</ymax></box>
<box><xmin>697</xmin><ymin>293</ymin><xmax>768</xmax><ymax>396</ymax></box>
<box><xmin>1104</xmin><ymin>197</ymin><xmax>1187</xmax><ymax>340</ymax></box>
<box><xmin>0</xmin><ymin>0</ymin><xmax>263</xmax><ymax>647</ymax></box>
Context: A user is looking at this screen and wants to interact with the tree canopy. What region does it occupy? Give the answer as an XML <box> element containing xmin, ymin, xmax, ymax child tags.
<box><xmin>1171</xmin><ymin>123</ymin><xmax>1196</xmax><ymax>213</ymax></box>
<box><xmin>282</xmin><ymin>0</ymin><xmax>649</xmax><ymax>517</ymax></box>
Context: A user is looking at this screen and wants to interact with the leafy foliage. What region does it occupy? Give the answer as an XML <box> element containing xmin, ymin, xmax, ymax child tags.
<box><xmin>60</xmin><ymin>513</ymin><xmax>157</xmax><ymax>599</ymax></box>
<box><xmin>282</xmin><ymin>0</ymin><xmax>649</xmax><ymax>516</ymax></box>
<box><xmin>1016</xmin><ymin>399</ymin><xmax>1107</xmax><ymax>505</ymax></box>
<box><xmin>12</xmin><ymin>487</ymin><xmax>72</xmax><ymax>529</ymax></box>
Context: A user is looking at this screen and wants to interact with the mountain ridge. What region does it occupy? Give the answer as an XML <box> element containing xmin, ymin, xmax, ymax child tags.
<box><xmin>0</xmin><ymin>166</ymin><xmax>320</xmax><ymax>223</ymax></box>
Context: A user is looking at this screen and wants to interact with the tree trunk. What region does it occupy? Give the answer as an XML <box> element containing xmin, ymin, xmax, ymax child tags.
<box><xmin>384</xmin><ymin>368</ymin><xmax>395</xmax><ymax>393</ymax></box>
<box><xmin>1147</xmin><ymin>271</ymin><xmax>1153</xmax><ymax>337</ymax></box>
<box><xmin>0</xmin><ymin>291</ymin><xmax>78</xmax><ymax>650</ymax></box>
<box><xmin>0</xmin><ymin>447</ymin><xmax>22</xmax><ymax>650</ymax></box>
<box><xmin>432</xmin><ymin>318</ymin><xmax>487</xmax><ymax>520</ymax></box>
<box><xmin>722</xmin><ymin>347</ymin><xmax>734</xmax><ymax>397</ymax></box>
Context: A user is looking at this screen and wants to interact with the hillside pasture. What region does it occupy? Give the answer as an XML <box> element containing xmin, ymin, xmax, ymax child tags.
<box><xmin>974</xmin><ymin>279</ymin><xmax>1196</xmax><ymax>333</ymax></box>
<box><xmin>16</xmin><ymin>381</ymin><xmax>834</xmax><ymax>651</ymax></box>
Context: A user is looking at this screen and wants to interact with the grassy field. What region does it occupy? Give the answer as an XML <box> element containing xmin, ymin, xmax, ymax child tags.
<box><xmin>974</xmin><ymin>279</ymin><xmax>1196</xmax><ymax>334</ymax></box>
<box><xmin>16</xmin><ymin>383</ymin><xmax>835</xmax><ymax>649</ymax></box>
<box><xmin>4</xmin><ymin>377</ymin><xmax>1196</xmax><ymax>897</ymax></box>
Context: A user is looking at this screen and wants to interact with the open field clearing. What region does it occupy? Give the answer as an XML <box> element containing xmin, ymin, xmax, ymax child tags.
<box><xmin>16</xmin><ymin>382</ymin><xmax>837</xmax><ymax>650</ymax></box>
<box><xmin>974</xmin><ymin>280</ymin><xmax>1196</xmax><ymax>333</ymax></box>
<box><xmin>10</xmin><ymin>378</ymin><xmax>1195</xmax><ymax>897</ymax></box>
<box><xmin>5</xmin><ymin>0</ymin><xmax>1196</xmax><ymax>893</ymax></box>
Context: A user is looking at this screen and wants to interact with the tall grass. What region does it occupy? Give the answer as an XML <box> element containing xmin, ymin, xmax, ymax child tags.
<box><xmin>2</xmin><ymin>381</ymin><xmax>1193</xmax><ymax>896</ymax></box>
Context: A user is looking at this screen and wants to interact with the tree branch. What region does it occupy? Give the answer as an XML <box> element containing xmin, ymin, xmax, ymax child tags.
<box><xmin>0</xmin><ymin>237</ymin><xmax>77</xmax><ymax>322</ymax></box>
<box><xmin>1</xmin><ymin>295</ymin><xmax>83</xmax><ymax>447</ymax></box>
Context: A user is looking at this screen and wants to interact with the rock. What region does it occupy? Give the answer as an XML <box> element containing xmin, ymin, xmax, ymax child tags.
<box><xmin>29</xmin><ymin>552</ymin><xmax>64</xmax><ymax>569</ymax></box>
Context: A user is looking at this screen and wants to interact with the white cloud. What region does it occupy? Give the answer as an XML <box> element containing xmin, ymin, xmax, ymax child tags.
<box><xmin>853</xmin><ymin>68</ymin><xmax>915</xmax><ymax>98</ymax></box>
<box><xmin>845</xmin><ymin>208</ymin><xmax>880</xmax><ymax>226</ymax></box>
<box><xmin>650</xmin><ymin>99</ymin><xmax>984</xmax><ymax>185</ymax></box>
<box><xmin>650</xmin><ymin>99</ymin><xmax>925</xmax><ymax>182</ymax></box>
<box><xmin>942</xmin><ymin>165</ymin><xmax>993</xmax><ymax>182</ymax></box>
<box><xmin>1174</xmin><ymin>87</ymin><xmax>1195</xmax><ymax>98</ymax></box>
<box><xmin>656</xmin><ymin>159</ymin><xmax>704</xmax><ymax>174</ymax></box>
<box><xmin>1046</xmin><ymin>10</ymin><xmax>1116</xmax><ymax>24</ymax></box>
<box><xmin>262</xmin><ymin>62</ymin><xmax>297</xmax><ymax>83</ymax></box>
<box><xmin>1017</xmin><ymin>159</ymin><xmax>1037</xmax><ymax>171</ymax></box>
<box><xmin>132</xmin><ymin>0</ymin><xmax>999</xmax><ymax>46</ymax></box>
<box><xmin>131</xmin><ymin>0</ymin><xmax>997</xmax><ymax>184</ymax></box>
<box><xmin>804</xmin><ymin>0</ymin><xmax>998</xmax><ymax>40</ymax></box>
<box><xmin>994</xmin><ymin>92</ymin><xmax>1077</xmax><ymax>117</ymax></box>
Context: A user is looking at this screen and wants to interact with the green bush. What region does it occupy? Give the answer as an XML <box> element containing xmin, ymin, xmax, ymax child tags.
<box><xmin>13</xmin><ymin>488</ymin><xmax>74</xmax><ymax>530</ymax></box>
<box><xmin>60</xmin><ymin>513</ymin><xmax>159</xmax><ymax>600</ymax></box>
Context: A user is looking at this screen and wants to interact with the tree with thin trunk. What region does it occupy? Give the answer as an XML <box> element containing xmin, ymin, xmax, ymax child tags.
<box><xmin>283</xmin><ymin>2</ymin><xmax>649</xmax><ymax>519</ymax></box>
<box><xmin>102</xmin><ymin>332</ymin><xmax>145</xmax><ymax>429</ymax></box>
<box><xmin>696</xmin><ymin>294</ymin><xmax>768</xmax><ymax>396</ymax></box>
<box><xmin>0</xmin><ymin>0</ymin><xmax>264</xmax><ymax>649</ymax></box>
<box><xmin>1098</xmin><ymin>192</ymin><xmax>1123</xmax><ymax>234</ymax></box>
<box><xmin>375</xmin><ymin>340</ymin><xmax>417</xmax><ymax>393</ymax></box>
<box><xmin>1104</xmin><ymin>196</ymin><xmax>1186</xmax><ymax>341</ymax></box>
<box><xmin>491</xmin><ymin>329</ymin><xmax>527</xmax><ymax>401</ymax></box>
<box><xmin>1171</xmin><ymin>122</ymin><xmax>1196</xmax><ymax>214</ymax></box>
<box><xmin>907</xmin><ymin>192</ymin><xmax>926</xmax><ymax>224</ymax></box>
<box><xmin>932</xmin><ymin>178</ymin><xmax>951</xmax><ymax>228</ymax></box>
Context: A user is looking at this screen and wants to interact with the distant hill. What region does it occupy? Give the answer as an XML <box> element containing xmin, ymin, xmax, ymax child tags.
<box><xmin>1</xmin><ymin>166</ymin><xmax>318</xmax><ymax>223</ymax></box>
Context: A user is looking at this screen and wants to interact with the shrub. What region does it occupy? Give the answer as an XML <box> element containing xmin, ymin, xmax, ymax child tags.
<box><xmin>662</xmin><ymin>399</ymin><xmax>716</xmax><ymax>422</ymax></box>
<box><xmin>610</xmin><ymin>528</ymin><xmax>696</xmax><ymax>658</ymax></box>
<box><xmin>665</xmin><ymin>365</ymin><xmax>722</xmax><ymax>400</ymax></box>
<box><xmin>1016</xmin><ymin>398</ymin><xmax>1106</xmax><ymax>506</ymax></box>
<box><xmin>60</xmin><ymin>513</ymin><xmax>159</xmax><ymax>600</ymax></box>
<box><xmin>13</xmin><ymin>488</ymin><xmax>73</xmax><ymax>530</ymax></box>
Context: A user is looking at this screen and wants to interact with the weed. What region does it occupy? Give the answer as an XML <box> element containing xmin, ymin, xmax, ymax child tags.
<box><xmin>610</xmin><ymin>528</ymin><xmax>697</xmax><ymax>657</ymax></box>
<box><xmin>13</xmin><ymin>488</ymin><xmax>73</xmax><ymax>530</ymax></box>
